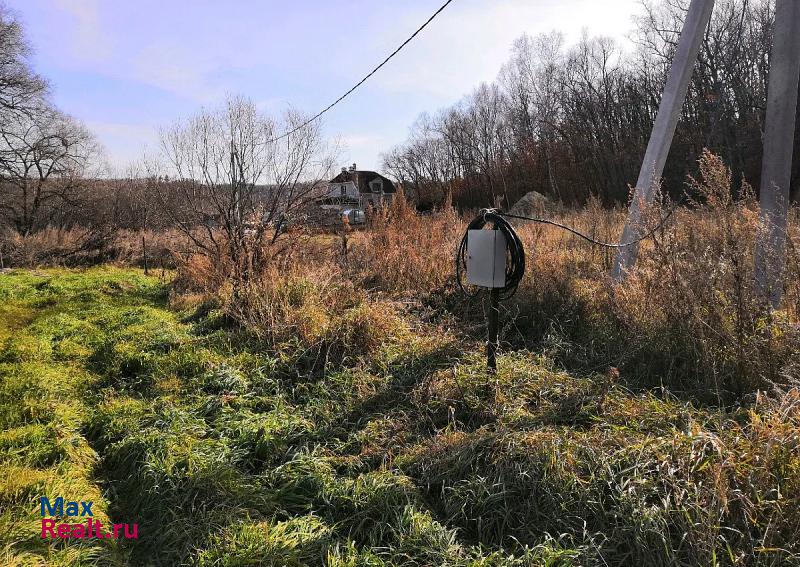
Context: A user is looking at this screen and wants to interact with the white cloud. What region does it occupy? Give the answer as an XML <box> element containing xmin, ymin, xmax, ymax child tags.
<box><xmin>367</xmin><ymin>0</ymin><xmax>642</xmax><ymax>100</ymax></box>
<box><xmin>51</xmin><ymin>0</ymin><xmax>112</xmax><ymax>64</ymax></box>
<box><xmin>130</xmin><ymin>42</ymin><xmax>224</xmax><ymax>103</ymax></box>
<box><xmin>336</xmin><ymin>133</ymin><xmax>389</xmax><ymax>169</ymax></box>
<box><xmin>340</xmin><ymin>133</ymin><xmax>386</xmax><ymax>148</ymax></box>
<box><xmin>256</xmin><ymin>97</ymin><xmax>290</xmax><ymax>113</ymax></box>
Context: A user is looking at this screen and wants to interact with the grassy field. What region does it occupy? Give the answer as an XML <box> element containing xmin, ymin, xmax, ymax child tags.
<box><xmin>0</xmin><ymin>267</ymin><xmax>798</xmax><ymax>566</ymax></box>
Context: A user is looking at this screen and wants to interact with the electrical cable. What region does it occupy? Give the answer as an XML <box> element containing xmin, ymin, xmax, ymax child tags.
<box><xmin>263</xmin><ymin>0</ymin><xmax>456</xmax><ymax>144</ymax></box>
<box><xmin>500</xmin><ymin>206</ymin><xmax>677</xmax><ymax>248</ymax></box>
<box><xmin>456</xmin><ymin>206</ymin><xmax>676</xmax><ymax>300</ymax></box>
<box><xmin>456</xmin><ymin>209</ymin><xmax>526</xmax><ymax>300</ymax></box>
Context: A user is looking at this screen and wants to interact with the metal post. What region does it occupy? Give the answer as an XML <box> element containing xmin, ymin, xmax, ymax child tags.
<box><xmin>754</xmin><ymin>0</ymin><xmax>800</xmax><ymax>308</ymax></box>
<box><xmin>613</xmin><ymin>0</ymin><xmax>715</xmax><ymax>281</ymax></box>
<box><xmin>142</xmin><ymin>234</ymin><xmax>149</xmax><ymax>275</ymax></box>
<box><xmin>487</xmin><ymin>287</ymin><xmax>499</xmax><ymax>372</ymax></box>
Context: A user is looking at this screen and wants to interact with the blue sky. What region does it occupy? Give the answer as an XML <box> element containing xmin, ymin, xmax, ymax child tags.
<box><xmin>10</xmin><ymin>0</ymin><xmax>643</xmax><ymax>173</ymax></box>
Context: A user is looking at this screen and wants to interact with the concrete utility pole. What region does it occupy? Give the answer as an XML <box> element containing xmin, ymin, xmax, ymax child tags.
<box><xmin>753</xmin><ymin>0</ymin><xmax>800</xmax><ymax>308</ymax></box>
<box><xmin>613</xmin><ymin>0</ymin><xmax>715</xmax><ymax>281</ymax></box>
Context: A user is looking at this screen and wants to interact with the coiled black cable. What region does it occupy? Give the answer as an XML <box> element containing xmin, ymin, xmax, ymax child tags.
<box><xmin>456</xmin><ymin>206</ymin><xmax>675</xmax><ymax>300</ymax></box>
<box><xmin>456</xmin><ymin>209</ymin><xmax>526</xmax><ymax>300</ymax></box>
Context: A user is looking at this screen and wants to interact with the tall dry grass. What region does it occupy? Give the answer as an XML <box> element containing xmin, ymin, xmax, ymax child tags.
<box><xmin>0</xmin><ymin>227</ymin><xmax>184</xmax><ymax>269</ymax></box>
<box><xmin>345</xmin><ymin>189</ymin><xmax>464</xmax><ymax>293</ymax></box>
<box><xmin>502</xmin><ymin>151</ymin><xmax>800</xmax><ymax>401</ymax></box>
<box><xmin>174</xmin><ymin>151</ymin><xmax>800</xmax><ymax>402</ymax></box>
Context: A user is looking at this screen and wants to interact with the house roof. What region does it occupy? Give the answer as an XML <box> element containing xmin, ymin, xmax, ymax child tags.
<box><xmin>330</xmin><ymin>170</ymin><xmax>396</xmax><ymax>194</ymax></box>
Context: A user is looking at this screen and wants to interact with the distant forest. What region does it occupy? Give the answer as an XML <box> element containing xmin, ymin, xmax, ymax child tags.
<box><xmin>383</xmin><ymin>0</ymin><xmax>795</xmax><ymax>210</ymax></box>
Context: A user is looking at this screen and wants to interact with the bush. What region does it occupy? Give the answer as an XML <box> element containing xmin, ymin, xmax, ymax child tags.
<box><xmin>227</xmin><ymin>269</ymin><xmax>409</xmax><ymax>373</ymax></box>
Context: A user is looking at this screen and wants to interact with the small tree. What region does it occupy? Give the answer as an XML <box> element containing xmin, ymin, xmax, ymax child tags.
<box><xmin>159</xmin><ymin>95</ymin><xmax>336</xmax><ymax>289</ymax></box>
<box><xmin>0</xmin><ymin>106</ymin><xmax>97</xmax><ymax>236</ymax></box>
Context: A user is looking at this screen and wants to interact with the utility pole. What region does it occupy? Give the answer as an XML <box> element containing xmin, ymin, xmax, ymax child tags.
<box><xmin>753</xmin><ymin>0</ymin><xmax>800</xmax><ymax>308</ymax></box>
<box><xmin>613</xmin><ymin>0</ymin><xmax>715</xmax><ymax>281</ymax></box>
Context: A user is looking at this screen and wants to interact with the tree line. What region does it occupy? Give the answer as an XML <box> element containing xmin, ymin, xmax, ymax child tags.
<box><xmin>383</xmin><ymin>0</ymin><xmax>788</xmax><ymax>210</ymax></box>
<box><xmin>1</xmin><ymin>0</ymin><xmax>795</xmax><ymax>263</ymax></box>
<box><xmin>0</xmin><ymin>4</ymin><xmax>334</xmax><ymax>271</ymax></box>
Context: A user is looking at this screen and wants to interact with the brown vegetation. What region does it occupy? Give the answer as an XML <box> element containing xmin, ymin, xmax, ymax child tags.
<box><xmin>168</xmin><ymin>152</ymin><xmax>800</xmax><ymax>405</ymax></box>
<box><xmin>385</xmin><ymin>0</ymin><xmax>782</xmax><ymax>210</ymax></box>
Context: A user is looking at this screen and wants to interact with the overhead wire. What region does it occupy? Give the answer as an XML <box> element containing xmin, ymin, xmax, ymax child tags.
<box><xmin>263</xmin><ymin>0</ymin><xmax>456</xmax><ymax>144</ymax></box>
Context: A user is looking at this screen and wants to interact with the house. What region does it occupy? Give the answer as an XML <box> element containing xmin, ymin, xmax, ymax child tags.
<box><xmin>316</xmin><ymin>164</ymin><xmax>397</xmax><ymax>211</ymax></box>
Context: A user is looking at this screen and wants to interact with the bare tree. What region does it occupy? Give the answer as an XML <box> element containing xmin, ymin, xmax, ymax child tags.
<box><xmin>383</xmin><ymin>113</ymin><xmax>460</xmax><ymax>208</ymax></box>
<box><xmin>501</xmin><ymin>32</ymin><xmax>566</xmax><ymax>200</ymax></box>
<box><xmin>0</xmin><ymin>106</ymin><xmax>97</xmax><ymax>236</ymax></box>
<box><xmin>159</xmin><ymin>95</ymin><xmax>336</xmax><ymax>286</ymax></box>
<box><xmin>110</xmin><ymin>160</ymin><xmax>165</xmax><ymax>273</ymax></box>
<box><xmin>0</xmin><ymin>3</ymin><xmax>47</xmax><ymax>117</ymax></box>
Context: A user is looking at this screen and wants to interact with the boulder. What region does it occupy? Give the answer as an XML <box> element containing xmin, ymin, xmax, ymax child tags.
<box><xmin>507</xmin><ymin>191</ymin><xmax>554</xmax><ymax>219</ymax></box>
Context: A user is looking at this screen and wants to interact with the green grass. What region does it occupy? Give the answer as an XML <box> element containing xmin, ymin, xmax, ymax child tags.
<box><xmin>1</xmin><ymin>267</ymin><xmax>798</xmax><ymax>565</ymax></box>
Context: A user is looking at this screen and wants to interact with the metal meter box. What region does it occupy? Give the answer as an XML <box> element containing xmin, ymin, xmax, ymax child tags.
<box><xmin>466</xmin><ymin>229</ymin><xmax>506</xmax><ymax>288</ymax></box>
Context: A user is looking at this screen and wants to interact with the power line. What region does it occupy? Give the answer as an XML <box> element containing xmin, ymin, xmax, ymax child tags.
<box><xmin>499</xmin><ymin>207</ymin><xmax>677</xmax><ymax>248</ymax></box>
<box><xmin>456</xmin><ymin>206</ymin><xmax>677</xmax><ymax>300</ymax></box>
<box><xmin>265</xmin><ymin>0</ymin><xmax>456</xmax><ymax>144</ymax></box>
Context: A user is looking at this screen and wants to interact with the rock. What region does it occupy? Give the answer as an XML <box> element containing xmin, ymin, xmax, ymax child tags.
<box><xmin>507</xmin><ymin>191</ymin><xmax>554</xmax><ymax>219</ymax></box>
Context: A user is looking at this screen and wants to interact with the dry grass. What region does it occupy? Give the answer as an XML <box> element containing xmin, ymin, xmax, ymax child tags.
<box><xmin>2</xmin><ymin>265</ymin><xmax>799</xmax><ymax>565</ymax></box>
<box><xmin>345</xmin><ymin>189</ymin><xmax>464</xmax><ymax>293</ymax></box>
<box><xmin>0</xmin><ymin>227</ymin><xmax>184</xmax><ymax>270</ymax></box>
<box><xmin>174</xmin><ymin>151</ymin><xmax>800</xmax><ymax>403</ymax></box>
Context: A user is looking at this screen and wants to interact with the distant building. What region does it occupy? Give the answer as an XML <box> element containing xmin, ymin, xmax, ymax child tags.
<box><xmin>316</xmin><ymin>164</ymin><xmax>397</xmax><ymax>211</ymax></box>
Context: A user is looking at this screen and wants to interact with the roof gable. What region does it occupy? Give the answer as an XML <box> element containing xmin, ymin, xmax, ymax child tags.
<box><xmin>330</xmin><ymin>170</ymin><xmax>396</xmax><ymax>193</ymax></box>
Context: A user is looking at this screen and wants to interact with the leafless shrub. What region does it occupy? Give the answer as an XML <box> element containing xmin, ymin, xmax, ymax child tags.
<box><xmin>158</xmin><ymin>95</ymin><xmax>337</xmax><ymax>293</ymax></box>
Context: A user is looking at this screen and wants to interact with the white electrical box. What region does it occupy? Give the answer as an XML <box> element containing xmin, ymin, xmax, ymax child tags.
<box><xmin>466</xmin><ymin>229</ymin><xmax>506</xmax><ymax>288</ymax></box>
